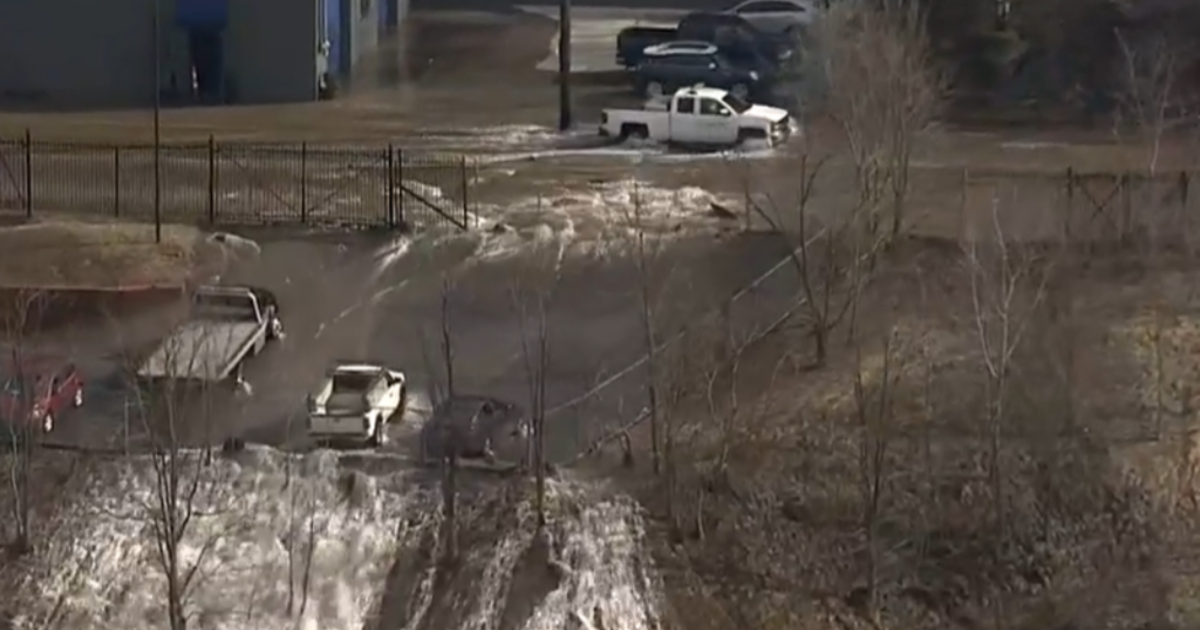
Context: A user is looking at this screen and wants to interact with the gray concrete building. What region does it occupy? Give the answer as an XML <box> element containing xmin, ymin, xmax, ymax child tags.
<box><xmin>0</xmin><ymin>0</ymin><xmax>404</xmax><ymax>108</ymax></box>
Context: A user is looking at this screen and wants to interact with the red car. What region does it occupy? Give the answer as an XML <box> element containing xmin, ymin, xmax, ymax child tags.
<box><xmin>0</xmin><ymin>354</ymin><xmax>84</xmax><ymax>434</ymax></box>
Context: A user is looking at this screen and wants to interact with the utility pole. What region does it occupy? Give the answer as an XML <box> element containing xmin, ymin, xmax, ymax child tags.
<box><xmin>557</xmin><ymin>0</ymin><xmax>572</xmax><ymax>130</ymax></box>
<box><xmin>153</xmin><ymin>0</ymin><xmax>163</xmax><ymax>243</ymax></box>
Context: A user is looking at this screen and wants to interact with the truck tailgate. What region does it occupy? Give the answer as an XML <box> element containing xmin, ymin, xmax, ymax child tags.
<box><xmin>308</xmin><ymin>414</ymin><xmax>367</xmax><ymax>436</ymax></box>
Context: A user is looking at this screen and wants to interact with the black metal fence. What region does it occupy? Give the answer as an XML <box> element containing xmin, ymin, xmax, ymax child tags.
<box><xmin>0</xmin><ymin>131</ymin><xmax>478</xmax><ymax>230</ymax></box>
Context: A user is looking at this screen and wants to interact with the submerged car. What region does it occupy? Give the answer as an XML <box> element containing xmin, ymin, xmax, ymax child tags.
<box><xmin>0</xmin><ymin>354</ymin><xmax>84</xmax><ymax>435</ymax></box>
<box><xmin>418</xmin><ymin>395</ymin><xmax>529</xmax><ymax>464</ymax></box>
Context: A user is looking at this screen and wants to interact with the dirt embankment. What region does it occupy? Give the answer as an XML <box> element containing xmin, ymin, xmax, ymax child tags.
<box><xmin>0</xmin><ymin>218</ymin><xmax>222</xmax><ymax>331</ymax></box>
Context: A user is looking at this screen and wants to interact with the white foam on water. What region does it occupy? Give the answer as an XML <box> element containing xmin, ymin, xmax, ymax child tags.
<box><xmin>467</xmin><ymin>179</ymin><xmax>736</xmax><ymax>263</ymax></box>
<box><xmin>11</xmin><ymin>450</ymin><xmax>664</xmax><ymax>630</ymax></box>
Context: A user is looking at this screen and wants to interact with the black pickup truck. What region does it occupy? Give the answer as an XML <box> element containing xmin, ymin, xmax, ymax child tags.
<box><xmin>616</xmin><ymin>12</ymin><xmax>796</xmax><ymax>70</ymax></box>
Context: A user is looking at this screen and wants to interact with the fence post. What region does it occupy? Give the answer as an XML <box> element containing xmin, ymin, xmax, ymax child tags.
<box><xmin>396</xmin><ymin>147</ymin><xmax>405</xmax><ymax>228</ymax></box>
<box><xmin>23</xmin><ymin>128</ymin><xmax>32</xmax><ymax>218</ymax></box>
<box><xmin>112</xmin><ymin>146</ymin><xmax>121</xmax><ymax>217</ymax></box>
<box><xmin>386</xmin><ymin>144</ymin><xmax>395</xmax><ymax>229</ymax></box>
<box><xmin>300</xmin><ymin>142</ymin><xmax>308</xmax><ymax>224</ymax></box>
<box><xmin>207</xmin><ymin>136</ymin><xmax>216</xmax><ymax>224</ymax></box>
<box><xmin>460</xmin><ymin>156</ymin><xmax>470</xmax><ymax>228</ymax></box>
<box><xmin>1064</xmin><ymin>167</ymin><xmax>1075</xmax><ymax>243</ymax></box>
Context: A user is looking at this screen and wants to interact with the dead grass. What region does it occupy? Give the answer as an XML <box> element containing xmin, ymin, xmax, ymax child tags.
<box><xmin>614</xmin><ymin>239</ymin><xmax>1200</xmax><ymax>630</ymax></box>
<box><xmin>0</xmin><ymin>218</ymin><xmax>205</xmax><ymax>287</ymax></box>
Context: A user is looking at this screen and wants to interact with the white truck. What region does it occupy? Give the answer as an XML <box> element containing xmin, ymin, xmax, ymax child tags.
<box><xmin>137</xmin><ymin>285</ymin><xmax>284</xmax><ymax>387</ymax></box>
<box><xmin>599</xmin><ymin>85</ymin><xmax>792</xmax><ymax>147</ymax></box>
<box><xmin>306</xmin><ymin>362</ymin><xmax>406</xmax><ymax>446</ymax></box>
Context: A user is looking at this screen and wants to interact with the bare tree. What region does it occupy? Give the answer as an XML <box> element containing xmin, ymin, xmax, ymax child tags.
<box><xmin>628</xmin><ymin>189</ymin><xmax>675</xmax><ymax>475</ymax></box>
<box><xmin>963</xmin><ymin>197</ymin><xmax>1050</xmax><ymax>630</ymax></box>
<box><xmin>1114</xmin><ymin>27</ymin><xmax>1179</xmax><ymax>176</ymax></box>
<box><xmin>0</xmin><ymin>289</ymin><xmax>48</xmax><ymax>556</ymax></box>
<box><xmin>851</xmin><ymin>328</ymin><xmax>899</xmax><ymax>622</ymax></box>
<box><xmin>124</xmin><ymin>324</ymin><xmax>226</xmax><ymax>630</ymax></box>
<box><xmin>815</xmin><ymin>0</ymin><xmax>941</xmax><ymax>239</ymax></box>
<box><xmin>514</xmin><ymin>289</ymin><xmax>550</xmax><ymax>529</ymax></box>
<box><xmin>752</xmin><ymin>154</ymin><xmax>883</xmax><ymax>367</ymax></box>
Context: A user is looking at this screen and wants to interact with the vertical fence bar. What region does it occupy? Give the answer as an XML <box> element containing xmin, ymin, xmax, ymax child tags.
<box><xmin>207</xmin><ymin>136</ymin><xmax>216</xmax><ymax>224</ymax></box>
<box><xmin>113</xmin><ymin>146</ymin><xmax>121</xmax><ymax>217</ymax></box>
<box><xmin>22</xmin><ymin>129</ymin><xmax>32</xmax><ymax>218</ymax></box>
<box><xmin>397</xmin><ymin>147</ymin><xmax>405</xmax><ymax>228</ymax></box>
<box><xmin>460</xmin><ymin>156</ymin><xmax>469</xmax><ymax>228</ymax></box>
<box><xmin>300</xmin><ymin>142</ymin><xmax>308</xmax><ymax>224</ymax></box>
<box><xmin>386</xmin><ymin>144</ymin><xmax>395</xmax><ymax>229</ymax></box>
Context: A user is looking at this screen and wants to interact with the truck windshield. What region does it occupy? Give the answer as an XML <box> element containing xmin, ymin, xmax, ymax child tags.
<box><xmin>193</xmin><ymin>293</ymin><xmax>259</xmax><ymax>322</ymax></box>
<box><xmin>723</xmin><ymin>94</ymin><xmax>753</xmax><ymax>114</ymax></box>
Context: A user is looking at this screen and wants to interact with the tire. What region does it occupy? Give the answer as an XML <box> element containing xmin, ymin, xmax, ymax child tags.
<box><xmin>620</xmin><ymin>124</ymin><xmax>649</xmax><ymax>140</ymax></box>
<box><xmin>737</xmin><ymin>127</ymin><xmax>768</xmax><ymax>144</ymax></box>
<box><xmin>368</xmin><ymin>418</ymin><xmax>387</xmax><ymax>448</ymax></box>
<box><xmin>73</xmin><ymin>388</ymin><xmax>84</xmax><ymax>408</ymax></box>
<box><xmin>643</xmin><ymin>80</ymin><xmax>666</xmax><ymax>99</ymax></box>
<box><xmin>730</xmin><ymin>83</ymin><xmax>750</xmax><ymax>100</ymax></box>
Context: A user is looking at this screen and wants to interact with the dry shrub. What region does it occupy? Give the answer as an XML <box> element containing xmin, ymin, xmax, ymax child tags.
<box><xmin>653</xmin><ymin>240</ymin><xmax>1198</xmax><ymax>630</ymax></box>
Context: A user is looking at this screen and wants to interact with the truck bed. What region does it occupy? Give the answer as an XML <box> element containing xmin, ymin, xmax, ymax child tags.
<box><xmin>138</xmin><ymin>321</ymin><xmax>261</xmax><ymax>381</ymax></box>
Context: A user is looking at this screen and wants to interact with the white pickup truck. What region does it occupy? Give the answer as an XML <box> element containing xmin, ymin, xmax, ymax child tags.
<box><xmin>599</xmin><ymin>85</ymin><xmax>792</xmax><ymax>147</ymax></box>
<box><xmin>306</xmin><ymin>362</ymin><xmax>406</xmax><ymax>446</ymax></box>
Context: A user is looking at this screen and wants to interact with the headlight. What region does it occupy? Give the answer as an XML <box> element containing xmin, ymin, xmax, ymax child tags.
<box><xmin>30</xmin><ymin>408</ymin><xmax>44</xmax><ymax>419</ymax></box>
<box><xmin>749</xmin><ymin>71</ymin><xmax>759</xmax><ymax>80</ymax></box>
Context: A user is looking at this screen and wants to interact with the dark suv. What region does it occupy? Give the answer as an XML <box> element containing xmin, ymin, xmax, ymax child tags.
<box><xmin>633</xmin><ymin>51</ymin><xmax>766</xmax><ymax>100</ymax></box>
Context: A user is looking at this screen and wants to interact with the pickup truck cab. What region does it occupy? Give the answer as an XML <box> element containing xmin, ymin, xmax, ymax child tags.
<box><xmin>600</xmin><ymin>85</ymin><xmax>792</xmax><ymax>148</ymax></box>
<box><xmin>137</xmin><ymin>285</ymin><xmax>283</xmax><ymax>386</ymax></box>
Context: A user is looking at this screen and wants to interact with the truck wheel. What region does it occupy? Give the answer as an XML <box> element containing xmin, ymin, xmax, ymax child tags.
<box><xmin>737</xmin><ymin>128</ymin><xmax>768</xmax><ymax>144</ymax></box>
<box><xmin>730</xmin><ymin>83</ymin><xmax>750</xmax><ymax>100</ymax></box>
<box><xmin>643</xmin><ymin>81</ymin><xmax>666</xmax><ymax>98</ymax></box>
<box><xmin>369</xmin><ymin>419</ymin><xmax>387</xmax><ymax>447</ymax></box>
<box><xmin>620</xmin><ymin>124</ymin><xmax>649</xmax><ymax>140</ymax></box>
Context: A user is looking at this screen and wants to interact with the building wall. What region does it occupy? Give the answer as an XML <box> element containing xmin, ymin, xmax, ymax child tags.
<box><xmin>347</xmin><ymin>0</ymin><xmax>381</xmax><ymax>73</ymax></box>
<box><xmin>0</xmin><ymin>0</ymin><xmax>167</xmax><ymax>107</ymax></box>
<box><xmin>227</xmin><ymin>0</ymin><xmax>320</xmax><ymax>103</ymax></box>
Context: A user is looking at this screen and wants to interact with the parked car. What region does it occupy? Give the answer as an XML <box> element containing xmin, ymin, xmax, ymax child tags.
<box><xmin>677</xmin><ymin>12</ymin><xmax>796</xmax><ymax>64</ymax></box>
<box><xmin>136</xmin><ymin>285</ymin><xmax>284</xmax><ymax>388</ymax></box>
<box><xmin>723</xmin><ymin>0</ymin><xmax>820</xmax><ymax>34</ymax></box>
<box><xmin>0</xmin><ymin>354</ymin><xmax>84</xmax><ymax>435</ymax></box>
<box><xmin>418</xmin><ymin>395</ymin><xmax>529</xmax><ymax>464</ymax></box>
<box><xmin>306</xmin><ymin>362</ymin><xmax>406</xmax><ymax>447</ymax></box>
<box><xmin>615</xmin><ymin>11</ymin><xmax>795</xmax><ymax>70</ymax></box>
<box><xmin>633</xmin><ymin>50</ymin><xmax>768</xmax><ymax>100</ymax></box>
<box><xmin>600</xmin><ymin>85</ymin><xmax>791</xmax><ymax>147</ymax></box>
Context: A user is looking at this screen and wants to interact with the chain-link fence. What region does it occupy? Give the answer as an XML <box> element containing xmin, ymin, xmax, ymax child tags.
<box><xmin>0</xmin><ymin>132</ymin><xmax>477</xmax><ymax>231</ymax></box>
